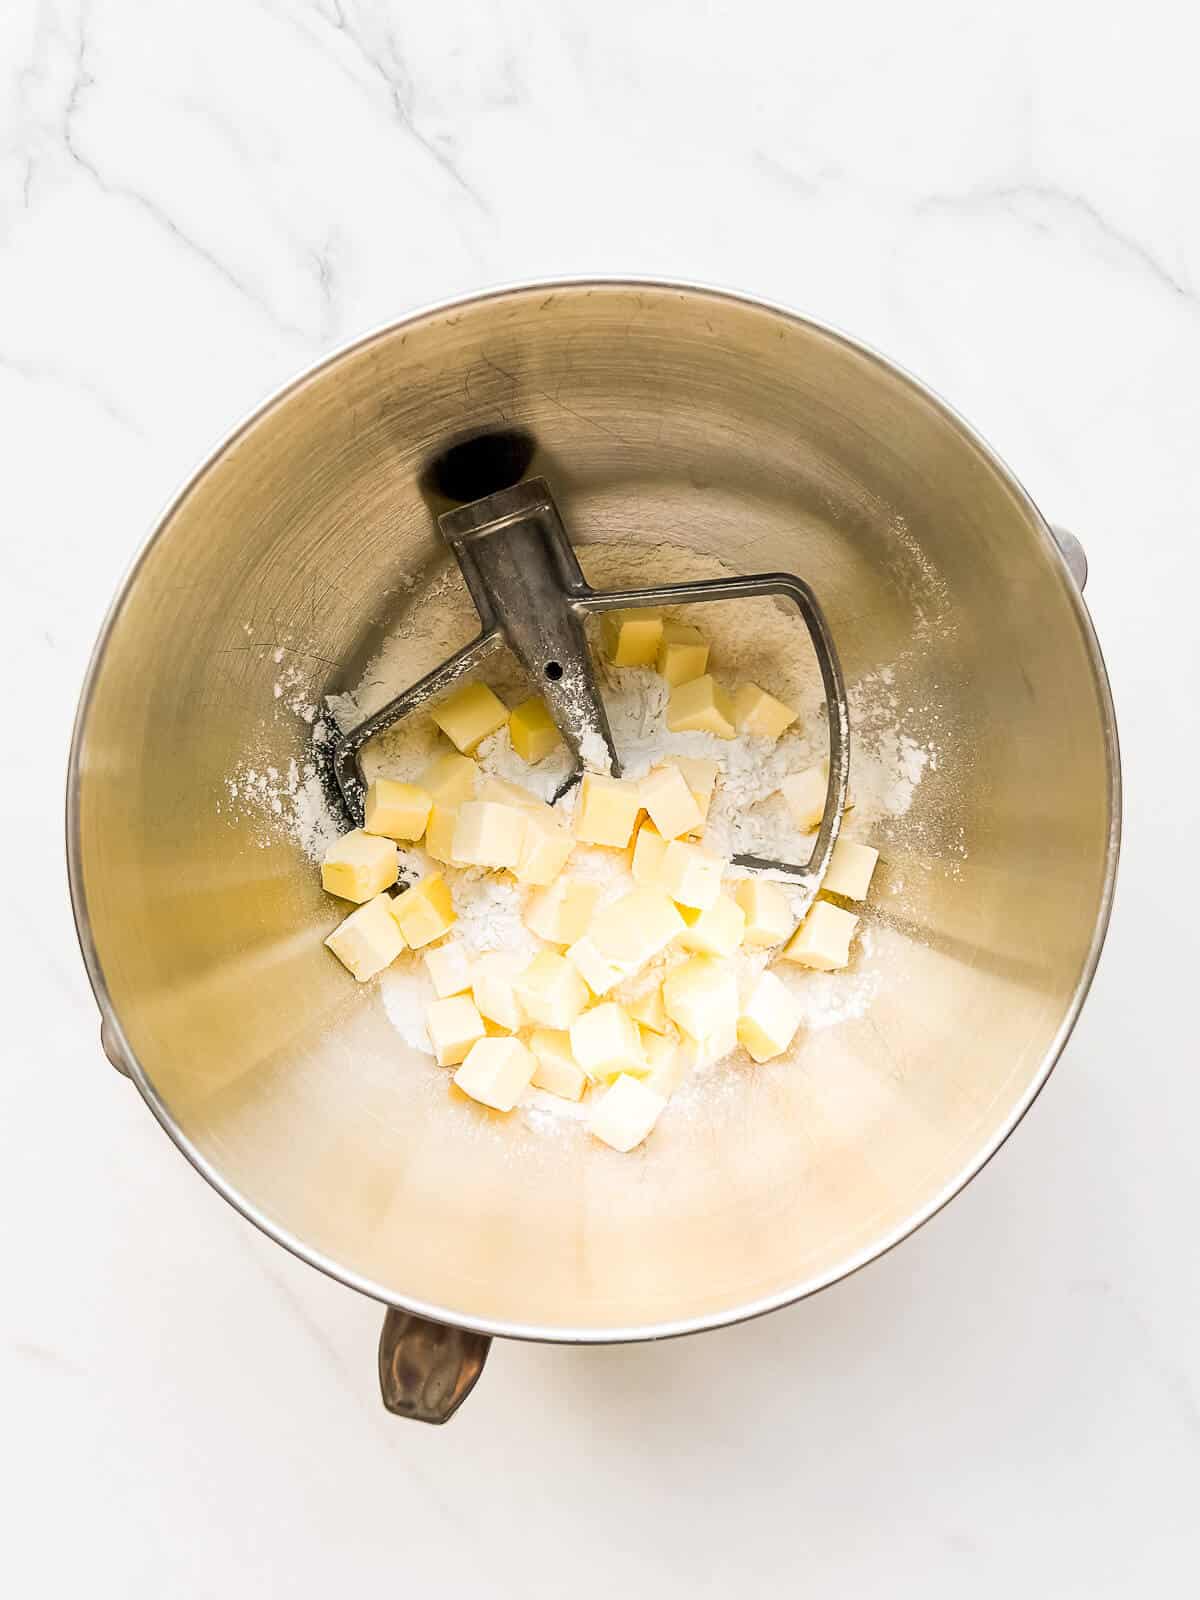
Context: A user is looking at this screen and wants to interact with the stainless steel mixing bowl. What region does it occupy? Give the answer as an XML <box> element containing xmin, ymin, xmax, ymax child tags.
<box><xmin>68</xmin><ymin>280</ymin><xmax>1120</xmax><ymax>1421</ymax></box>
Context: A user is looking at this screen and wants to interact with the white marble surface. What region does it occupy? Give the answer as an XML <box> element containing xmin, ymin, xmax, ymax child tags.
<box><xmin>3</xmin><ymin>0</ymin><xmax>1198</xmax><ymax>1591</ymax></box>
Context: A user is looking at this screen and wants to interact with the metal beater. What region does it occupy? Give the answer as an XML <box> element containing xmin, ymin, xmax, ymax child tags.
<box><xmin>327</xmin><ymin>478</ymin><xmax>849</xmax><ymax>904</ymax></box>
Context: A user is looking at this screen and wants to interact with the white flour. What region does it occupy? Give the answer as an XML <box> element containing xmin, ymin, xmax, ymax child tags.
<box><xmin>221</xmin><ymin>533</ymin><xmax>945</xmax><ymax>1120</ymax></box>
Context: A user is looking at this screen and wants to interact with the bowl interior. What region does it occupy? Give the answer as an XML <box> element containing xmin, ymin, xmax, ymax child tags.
<box><xmin>72</xmin><ymin>284</ymin><xmax>1116</xmax><ymax>1337</ymax></box>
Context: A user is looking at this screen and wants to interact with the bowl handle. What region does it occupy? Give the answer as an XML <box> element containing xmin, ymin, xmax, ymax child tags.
<box><xmin>1050</xmin><ymin>524</ymin><xmax>1088</xmax><ymax>590</ymax></box>
<box><xmin>378</xmin><ymin>1308</ymin><xmax>491</xmax><ymax>1423</ymax></box>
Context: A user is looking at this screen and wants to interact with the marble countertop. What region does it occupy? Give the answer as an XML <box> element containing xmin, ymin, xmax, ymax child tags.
<box><xmin>4</xmin><ymin>1</ymin><xmax>1197</xmax><ymax>1592</ymax></box>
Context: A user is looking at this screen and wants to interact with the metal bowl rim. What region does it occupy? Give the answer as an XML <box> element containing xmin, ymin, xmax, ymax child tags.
<box><xmin>65</xmin><ymin>274</ymin><xmax>1123</xmax><ymax>1345</ymax></box>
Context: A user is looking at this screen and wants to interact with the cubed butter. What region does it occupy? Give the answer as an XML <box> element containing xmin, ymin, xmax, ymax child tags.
<box><xmin>640</xmin><ymin>763</ymin><xmax>704</xmax><ymax>840</ymax></box>
<box><xmin>601</xmin><ymin>610</ymin><xmax>663</xmax><ymax>667</ymax></box>
<box><xmin>823</xmin><ymin>838</ymin><xmax>879</xmax><ymax>901</ymax></box>
<box><xmin>363</xmin><ymin>778</ymin><xmax>432</xmax><ymax>842</ymax></box>
<box><xmin>430</xmin><ymin>681</ymin><xmax>509</xmax><ymax>753</ymax></box>
<box><xmin>453</xmin><ymin>1036</ymin><xmax>536</xmax><ymax>1112</ymax></box>
<box><xmin>514</xmin><ymin>810</ymin><xmax>574</xmax><ymax>887</ymax></box>
<box><xmin>419</xmin><ymin>751</ymin><xmax>477</xmax><ymax>807</ymax></box>
<box><xmin>641</xmin><ymin>1029</ymin><xmax>688</xmax><ymax>1097</ymax></box>
<box><xmin>389</xmin><ymin>873</ymin><xmax>456</xmax><ymax>948</ymax></box>
<box><xmin>452</xmin><ymin>800</ymin><xmax>527</xmax><ymax>869</ymax></box>
<box><xmin>627</xmin><ymin>981</ymin><xmax>668</xmax><ymax>1034</ymax></box>
<box><xmin>733</xmin><ymin>682</ymin><xmax>798</xmax><ymax>739</ymax></box>
<box><xmin>478</xmin><ymin>775</ymin><xmax>544</xmax><ymax>810</ymax></box>
<box><xmin>738</xmin><ymin>970</ymin><xmax>802</xmax><ymax>1063</ymax></box>
<box><xmin>425</xmin><ymin>994</ymin><xmax>486</xmax><ymax>1066</ymax></box>
<box><xmin>663</xmin><ymin>956</ymin><xmax>739</xmax><ymax>1040</ymax></box>
<box><xmin>673</xmin><ymin>756</ymin><xmax>719</xmax><ymax>831</ymax></box>
<box><xmin>471</xmin><ymin>951</ymin><xmax>528</xmax><ymax>1031</ymax></box>
<box><xmin>590</xmin><ymin>888</ymin><xmax>686</xmax><ymax>972</ymax></box>
<box><xmin>423</xmin><ymin>940</ymin><xmax>473</xmax><ymax>999</ymax></box>
<box><xmin>677</xmin><ymin>1022</ymin><xmax>739</xmax><ymax>1071</ymax></box>
<box><xmin>423</xmin><ymin>805</ymin><xmax>460</xmax><ymax>864</ymax></box>
<box><xmin>781</xmin><ymin>764</ymin><xmax>828</xmax><ymax>830</ymax></box>
<box><xmin>575</xmin><ymin>773</ymin><xmax>643</xmax><ymax>848</ymax></box>
<box><xmin>630</xmin><ymin>821</ymin><xmax>668</xmax><ymax>885</ymax></box>
<box><xmin>781</xmin><ymin>901</ymin><xmax>858</xmax><ymax>971</ymax></box>
<box><xmin>321</xmin><ymin>829</ymin><xmax>399</xmax><ymax>903</ymax></box>
<box><xmin>588</xmin><ymin>1073</ymin><xmax>666</xmax><ymax>1153</ymax></box>
<box><xmin>677</xmin><ymin>894</ymin><xmax>746</xmax><ymax>957</ymax></box>
<box><xmin>524</xmin><ymin>878</ymin><xmax>601</xmax><ymax>945</ymax></box>
<box><xmin>570</xmin><ymin>1002</ymin><xmax>646</xmax><ymax>1081</ymax></box>
<box><xmin>324</xmin><ymin>893</ymin><xmax>406</xmax><ymax>981</ymax></box>
<box><xmin>515</xmin><ymin>951</ymin><xmax>590</xmax><ymax>1029</ymax></box>
<box><xmin>666</xmin><ymin>674</ymin><xmax>736</xmax><ymax>738</ymax></box>
<box><xmin>507</xmin><ymin>696</ymin><xmax>561</xmax><ymax>764</ymax></box>
<box><xmin>659</xmin><ymin>839</ymin><xmax>726</xmax><ymax>910</ymax></box>
<box><xmin>565</xmin><ymin>936</ymin><xmax>625</xmax><ymax>997</ymax></box>
<box><xmin>734</xmin><ymin>878</ymin><xmax>793</xmax><ymax>947</ymax></box>
<box><xmin>529</xmin><ymin>1029</ymin><xmax>587</xmax><ymax>1101</ymax></box>
<box><xmin>656</xmin><ymin>621</ymin><xmax>709</xmax><ymax>686</ymax></box>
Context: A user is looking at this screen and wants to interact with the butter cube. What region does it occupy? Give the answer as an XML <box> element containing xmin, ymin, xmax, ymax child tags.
<box><xmin>738</xmin><ymin>970</ymin><xmax>802</xmax><ymax>1063</ymax></box>
<box><xmin>565</xmin><ymin>936</ymin><xmax>626</xmax><ymax>997</ymax></box>
<box><xmin>363</xmin><ymin>779</ymin><xmax>432</xmax><ymax>842</ymax></box>
<box><xmin>420</xmin><ymin>751</ymin><xmax>477</xmax><ymax>807</ymax></box>
<box><xmin>478</xmin><ymin>775</ymin><xmax>544</xmax><ymax>809</ymax></box>
<box><xmin>514</xmin><ymin>810</ymin><xmax>575</xmax><ymax>887</ymax></box>
<box><xmin>781</xmin><ymin>764</ymin><xmax>828</xmax><ymax>830</ymax></box>
<box><xmin>734</xmin><ymin>878</ymin><xmax>793</xmax><ymax>947</ymax></box>
<box><xmin>627</xmin><ymin>981</ymin><xmax>668</xmax><ymax>1034</ymax></box>
<box><xmin>590</xmin><ymin>888</ymin><xmax>686</xmax><ymax>972</ymax></box>
<box><xmin>657</xmin><ymin>621</ymin><xmax>709</xmax><ymax>686</ymax></box>
<box><xmin>677</xmin><ymin>894</ymin><xmax>746</xmax><ymax>957</ymax></box>
<box><xmin>575</xmin><ymin>773</ymin><xmax>643</xmax><ymax>848</ymax></box>
<box><xmin>823</xmin><ymin>839</ymin><xmax>879</xmax><ymax>901</ymax></box>
<box><xmin>324</xmin><ymin>893</ymin><xmax>406</xmax><ymax>981</ymax></box>
<box><xmin>321</xmin><ymin>829</ymin><xmax>399</xmax><ymax>903</ymax></box>
<box><xmin>472</xmin><ymin>951</ymin><xmax>528</xmax><ymax>1031</ymax></box>
<box><xmin>677</xmin><ymin>1022</ymin><xmax>739</xmax><ymax>1071</ymax></box>
<box><xmin>430</xmin><ymin>681</ymin><xmax>509</xmax><ymax>753</ymax></box>
<box><xmin>640</xmin><ymin>763</ymin><xmax>704</xmax><ymax>840</ymax></box>
<box><xmin>673</xmin><ymin>757</ymin><xmax>719</xmax><ymax>831</ymax></box>
<box><xmin>423</xmin><ymin>805</ymin><xmax>460</xmax><ymax>863</ymax></box>
<box><xmin>570</xmin><ymin>1002</ymin><xmax>646</xmax><ymax>1081</ymax></box>
<box><xmin>659</xmin><ymin>839</ymin><xmax>726</xmax><ymax>910</ymax></box>
<box><xmin>733</xmin><ymin>682</ymin><xmax>798</xmax><ymax>739</ymax></box>
<box><xmin>509</xmin><ymin>696</ymin><xmax>562</xmax><ymax>764</ymax></box>
<box><xmin>641</xmin><ymin>1029</ymin><xmax>687</xmax><ymax>1097</ymax></box>
<box><xmin>589</xmin><ymin>1074</ymin><xmax>667</xmax><ymax>1152</ymax></box>
<box><xmin>630</xmin><ymin>821</ymin><xmax>668</xmax><ymax>885</ymax></box>
<box><xmin>529</xmin><ymin>1029</ymin><xmax>587</xmax><ymax>1100</ymax></box>
<box><xmin>426</xmin><ymin>994</ymin><xmax>486</xmax><ymax>1066</ymax></box>
<box><xmin>602</xmin><ymin>610</ymin><xmax>664</xmax><ymax>667</ymax></box>
<box><xmin>516</xmin><ymin>951</ymin><xmax>590</xmax><ymax>1029</ymax></box>
<box><xmin>453</xmin><ymin>1036</ymin><xmax>536</xmax><ymax>1111</ymax></box>
<box><xmin>781</xmin><ymin>901</ymin><xmax>858</xmax><ymax>971</ymax></box>
<box><xmin>452</xmin><ymin>801</ymin><xmax>527</xmax><ymax>869</ymax></box>
<box><xmin>524</xmin><ymin>878</ymin><xmax>601</xmax><ymax>945</ymax></box>
<box><xmin>423</xmin><ymin>940</ymin><xmax>473</xmax><ymax>999</ymax></box>
<box><xmin>663</xmin><ymin>956</ymin><xmax>738</xmax><ymax>1040</ymax></box>
<box><xmin>389</xmin><ymin>873</ymin><xmax>456</xmax><ymax>948</ymax></box>
<box><xmin>666</xmin><ymin>674</ymin><xmax>736</xmax><ymax>738</ymax></box>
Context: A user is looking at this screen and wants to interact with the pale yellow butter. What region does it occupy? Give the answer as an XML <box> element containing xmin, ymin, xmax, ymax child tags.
<box><xmin>738</xmin><ymin>970</ymin><xmax>802</xmax><ymax>1062</ymax></box>
<box><xmin>565</xmin><ymin>936</ymin><xmax>625</xmax><ymax>997</ymax></box>
<box><xmin>589</xmin><ymin>887</ymin><xmax>686</xmax><ymax>972</ymax></box>
<box><xmin>524</xmin><ymin>878</ymin><xmax>600</xmax><ymax>945</ymax></box>
<box><xmin>575</xmin><ymin>773</ymin><xmax>643</xmax><ymax>848</ymax></box>
<box><xmin>509</xmin><ymin>696</ymin><xmax>561</xmax><ymax>764</ymax></box>
<box><xmin>324</xmin><ymin>892</ymin><xmax>405</xmax><ymax>981</ymax></box>
<box><xmin>389</xmin><ymin>873</ymin><xmax>456</xmax><ymax>948</ymax></box>
<box><xmin>529</xmin><ymin>1029</ymin><xmax>587</xmax><ymax>1101</ymax></box>
<box><xmin>570</xmin><ymin>1001</ymin><xmax>646</xmax><ymax>1081</ymax></box>
<box><xmin>781</xmin><ymin>764</ymin><xmax>828</xmax><ymax>830</ymax></box>
<box><xmin>640</xmin><ymin>763</ymin><xmax>704</xmax><ymax>840</ymax></box>
<box><xmin>425</xmin><ymin>993</ymin><xmax>486</xmax><ymax>1066</ymax></box>
<box><xmin>514</xmin><ymin>810</ymin><xmax>574</xmax><ymax>887</ymax></box>
<box><xmin>663</xmin><ymin>955</ymin><xmax>738</xmax><ymax>1040</ymax></box>
<box><xmin>423</xmin><ymin>941</ymin><xmax>473</xmax><ymax>999</ymax></box>
<box><xmin>630</xmin><ymin>821</ymin><xmax>668</xmax><ymax>885</ymax></box>
<box><xmin>363</xmin><ymin>778</ymin><xmax>432</xmax><ymax>843</ymax></box>
<box><xmin>677</xmin><ymin>894</ymin><xmax>745</xmax><ymax>957</ymax></box>
<box><xmin>734</xmin><ymin>878</ymin><xmax>793</xmax><ymax>947</ymax></box>
<box><xmin>419</xmin><ymin>751</ymin><xmax>478</xmax><ymax>807</ymax></box>
<box><xmin>515</xmin><ymin>951</ymin><xmax>590</xmax><ymax>1029</ymax></box>
<box><xmin>666</xmin><ymin>674</ymin><xmax>736</xmax><ymax>738</ymax></box>
<box><xmin>588</xmin><ymin>1073</ymin><xmax>666</xmax><ymax>1152</ymax></box>
<box><xmin>453</xmin><ymin>1036</ymin><xmax>536</xmax><ymax>1111</ymax></box>
<box><xmin>602</xmin><ymin>610</ymin><xmax>663</xmax><ymax>667</ymax></box>
<box><xmin>658</xmin><ymin>839</ymin><xmax>725</xmax><ymax>910</ymax></box>
<box><xmin>321</xmin><ymin>829</ymin><xmax>399</xmax><ymax>903</ymax></box>
<box><xmin>656</xmin><ymin>620</ymin><xmax>709</xmax><ymax>686</ymax></box>
<box><xmin>733</xmin><ymin>682</ymin><xmax>798</xmax><ymax>739</ymax></box>
<box><xmin>451</xmin><ymin>800</ymin><xmax>527</xmax><ymax>869</ymax></box>
<box><xmin>781</xmin><ymin>901</ymin><xmax>858</xmax><ymax>971</ymax></box>
<box><xmin>471</xmin><ymin>951</ymin><xmax>528</xmax><ymax>1031</ymax></box>
<box><xmin>823</xmin><ymin>839</ymin><xmax>879</xmax><ymax>901</ymax></box>
<box><xmin>430</xmin><ymin>681</ymin><xmax>509</xmax><ymax>753</ymax></box>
